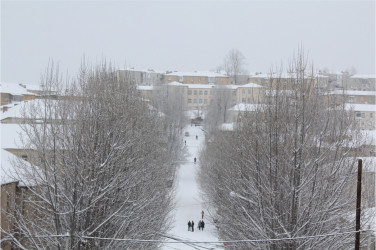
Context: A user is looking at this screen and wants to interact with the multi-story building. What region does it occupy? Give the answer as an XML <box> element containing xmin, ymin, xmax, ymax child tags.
<box><xmin>347</xmin><ymin>74</ymin><xmax>376</xmax><ymax>91</ymax></box>
<box><xmin>344</xmin><ymin>104</ymin><xmax>375</xmax><ymax>130</ymax></box>
<box><xmin>164</xmin><ymin>71</ymin><xmax>229</xmax><ymax>85</ymax></box>
<box><xmin>234</xmin><ymin>83</ymin><xmax>264</xmax><ymax>104</ymax></box>
<box><xmin>248</xmin><ymin>72</ymin><xmax>329</xmax><ymax>91</ymax></box>
<box><xmin>327</xmin><ymin>90</ymin><xmax>376</xmax><ymax>105</ymax></box>
<box><xmin>116</xmin><ymin>69</ymin><xmax>164</xmax><ymax>86</ymax></box>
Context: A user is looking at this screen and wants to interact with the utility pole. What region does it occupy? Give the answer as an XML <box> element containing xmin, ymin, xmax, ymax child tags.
<box><xmin>355</xmin><ymin>159</ymin><xmax>362</xmax><ymax>250</ymax></box>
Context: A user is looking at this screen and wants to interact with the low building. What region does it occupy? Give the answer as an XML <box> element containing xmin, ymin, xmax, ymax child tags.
<box><xmin>1</xmin><ymin>83</ymin><xmax>39</xmax><ymax>106</ymax></box>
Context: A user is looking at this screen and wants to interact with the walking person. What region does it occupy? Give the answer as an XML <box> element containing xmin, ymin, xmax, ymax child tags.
<box><xmin>196</xmin><ymin>135</ymin><xmax>198</xmax><ymax>140</ymax></box>
<box><xmin>198</xmin><ymin>220</ymin><xmax>201</xmax><ymax>230</ymax></box>
<box><xmin>188</xmin><ymin>221</ymin><xmax>191</xmax><ymax>231</ymax></box>
<box><xmin>201</xmin><ymin>220</ymin><xmax>205</xmax><ymax>231</ymax></box>
<box><xmin>201</xmin><ymin>210</ymin><xmax>204</xmax><ymax>219</ymax></box>
<box><xmin>191</xmin><ymin>221</ymin><xmax>194</xmax><ymax>232</ymax></box>
<box><xmin>194</xmin><ymin>157</ymin><xmax>197</xmax><ymax>164</ymax></box>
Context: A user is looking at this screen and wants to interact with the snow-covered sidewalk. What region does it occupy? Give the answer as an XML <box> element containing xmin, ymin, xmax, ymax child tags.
<box><xmin>162</xmin><ymin>125</ymin><xmax>221</xmax><ymax>250</ymax></box>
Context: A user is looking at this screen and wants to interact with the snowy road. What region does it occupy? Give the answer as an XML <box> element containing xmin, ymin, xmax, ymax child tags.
<box><xmin>162</xmin><ymin>125</ymin><xmax>222</xmax><ymax>250</ymax></box>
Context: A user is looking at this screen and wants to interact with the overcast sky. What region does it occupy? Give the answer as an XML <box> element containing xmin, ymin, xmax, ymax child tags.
<box><xmin>1</xmin><ymin>0</ymin><xmax>375</xmax><ymax>85</ymax></box>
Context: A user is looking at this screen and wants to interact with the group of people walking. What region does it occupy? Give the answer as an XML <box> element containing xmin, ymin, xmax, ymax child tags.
<box><xmin>187</xmin><ymin>211</ymin><xmax>205</xmax><ymax>232</ymax></box>
<box><xmin>187</xmin><ymin>220</ymin><xmax>205</xmax><ymax>232</ymax></box>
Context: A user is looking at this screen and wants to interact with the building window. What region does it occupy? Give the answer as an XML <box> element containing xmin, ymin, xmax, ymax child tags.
<box><xmin>199</xmin><ymin>90</ymin><xmax>203</xmax><ymax>95</ymax></box>
<box><xmin>204</xmin><ymin>91</ymin><xmax>208</xmax><ymax>95</ymax></box>
<box><xmin>247</xmin><ymin>98</ymin><xmax>251</xmax><ymax>103</ymax></box>
<box><xmin>242</xmin><ymin>90</ymin><xmax>245</xmax><ymax>94</ymax></box>
<box><xmin>199</xmin><ymin>99</ymin><xmax>202</xmax><ymax>104</ymax></box>
<box><xmin>188</xmin><ymin>90</ymin><xmax>192</xmax><ymax>95</ymax></box>
<box><xmin>248</xmin><ymin>89</ymin><xmax>251</xmax><ymax>94</ymax></box>
<box><xmin>21</xmin><ymin>155</ymin><xmax>28</xmax><ymax>161</ymax></box>
<box><xmin>194</xmin><ymin>90</ymin><xmax>197</xmax><ymax>95</ymax></box>
<box><xmin>356</xmin><ymin>112</ymin><xmax>362</xmax><ymax>119</ymax></box>
<box><xmin>242</xmin><ymin>98</ymin><xmax>246</xmax><ymax>103</ymax></box>
<box><xmin>188</xmin><ymin>99</ymin><xmax>192</xmax><ymax>103</ymax></box>
<box><xmin>370</xmin><ymin>113</ymin><xmax>373</xmax><ymax>118</ymax></box>
<box><xmin>194</xmin><ymin>99</ymin><xmax>197</xmax><ymax>104</ymax></box>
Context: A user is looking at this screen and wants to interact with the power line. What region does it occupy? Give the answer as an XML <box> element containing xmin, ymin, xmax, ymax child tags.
<box><xmin>20</xmin><ymin>229</ymin><xmax>375</xmax><ymax>244</ymax></box>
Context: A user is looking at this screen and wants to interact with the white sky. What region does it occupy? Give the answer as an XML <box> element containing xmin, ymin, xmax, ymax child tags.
<box><xmin>1</xmin><ymin>0</ymin><xmax>375</xmax><ymax>85</ymax></box>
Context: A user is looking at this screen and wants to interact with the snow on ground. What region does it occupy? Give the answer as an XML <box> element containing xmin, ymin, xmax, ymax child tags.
<box><xmin>162</xmin><ymin>125</ymin><xmax>222</xmax><ymax>250</ymax></box>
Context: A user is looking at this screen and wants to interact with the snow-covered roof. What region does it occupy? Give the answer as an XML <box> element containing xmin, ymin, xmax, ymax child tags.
<box><xmin>229</xmin><ymin>103</ymin><xmax>265</xmax><ymax>111</ymax></box>
<box><xmin>167</xmin><ymin>81</ymin><xmax>215</xmax><ymax>89</ymax></box>
<box><xmin>119</xmin><ymin>68</ymin><xmax>165</xmax><ymax>74</ymax></box>
<box><xmin>249</xmin><ymin>72</ymin><xmax>328</xmax><ymax>79</ymax></box>
<box><xmin>350</xmin><ymin>74</ymin><xmax>376</xmax><ymax>79</ymax></box>
<box><xmin>137</xmin><ymin>85</ymin><xmax>154</xmax><ymax>91</ymax></box>
<box><xmin>219</xmin><ymin>123</ymin><xmax>235</xmax><ymax>131</ymax></box>
<box><xmin>165</xmin><ymin>71</ymin><xmax>228</xmax><ymax>77</ymax></box>
<box><xmin>1</xmin><ymin>124</ymin><xmax>25</xmax><ymax>149</ymax></box>
<box><xmin>236</xmin><ymin>83</ymin><xmax>263</xmax><ymax>88</ymax></box>
<box><xmin>1</xmin><ymin>82</ymin><xmax>39</xmax><ymax>95</ymax></box>
<box><xmin>0</xmin><ymin>99</ymin><xmax>59</xmax><ymax>121</ymax></box>
<box><xmin>329</xmin><ymin>90</ymin><xmax>376</xmax><ymax>96</ymax></box>
<box><xmin>344</xmin><ymin>104</ymin><xmax>376</xmax><ymax>112</ymax></box>
<box><xmin>1</xmin><ymin>149</ymin><xmax>19</xmax><ymax>185</ymax></box>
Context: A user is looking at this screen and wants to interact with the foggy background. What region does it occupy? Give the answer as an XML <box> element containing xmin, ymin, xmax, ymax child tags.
<box><xmin>1</xmin><ymin>0</ymin><xmax>375</xmax><ymax>85</ymax></box>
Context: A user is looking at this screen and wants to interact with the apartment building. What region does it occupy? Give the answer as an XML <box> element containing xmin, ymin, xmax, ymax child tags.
<box><xmin>327</xmin><ymin>90</ymin><xmax>376</xmax><ymax>105</ymax></box>
<box><xmin>347</xmin><ymin>74</ymin><xmax>376</xmax><ymax>91</ymax></box>
<box><xmin>344</xmin><ymin>104</ymin><xmax>376</xmax><ymax>130</ymax></box>
<box><xmin>234</xmin><ymin>83</ymin><xmax>264</xmax><ymax>104</ymax></box>
<box><xmin>116</xmin><ymin>69</ymin><xmax>164</xmax><ymax>85</ymax></box>
<box><xmin>248</xmin><ymin>72</ymin><xmax>329</xmax><ymax>91</ymax></box>
<box><xmin>164</xmin><ymin>71</ymin><xmax>229</xmax><ymax>85</ymax></box>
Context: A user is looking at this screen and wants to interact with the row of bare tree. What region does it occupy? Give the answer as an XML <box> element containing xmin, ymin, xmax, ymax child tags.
<box><xmin>5</xmin><ymin>62</ymin><xmax>181</xmax><ymax>249</ymax></box>
<box><xmin>198</xmin><ymin>49</ymin><xmax>372</xmax><ymax>249</ymax></box>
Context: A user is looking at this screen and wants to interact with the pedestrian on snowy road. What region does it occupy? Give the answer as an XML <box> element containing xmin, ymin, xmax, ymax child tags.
<box><xmin>196</xmin><ymin>135</ymin><xmax>198</xmax><ymax>140</ymax></box>
<box><xmin>198</xmin><ymin>220</ymin><xmax>201</xmax><ymax>230</ymax></box>
<box><xmin>201</xmin><ymin>220</ymin><xmax>205</xmax><ymax>231</ymax></box>
<box><xmin>201</xmin><ymin>210</ymin><xmax>204</xmax><ymax>219</ymax></box>
<box><xmin>194</xmin><ymin>157</ymin><xmax>197</xmax><ymax>163</ymax></box>
<box><xmin>191</xmin><ymin>221</ymin><xmax>194</xmax><ymax>232</ymax></box>
<box><xmin>188</xmin><ymin>221</ymin><xmax>191</xmax><ymax>231</ymax></box>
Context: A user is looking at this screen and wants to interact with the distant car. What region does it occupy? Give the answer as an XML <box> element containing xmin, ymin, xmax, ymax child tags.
<box><xmin>192</xmin><ymin>117</ymin><xmax>204</xmax><ymax>126</ymax></box>
<box><xmin>185</xmin><ymin>132</ymin><xmax>190</xmax><ymax>137</ymax></box>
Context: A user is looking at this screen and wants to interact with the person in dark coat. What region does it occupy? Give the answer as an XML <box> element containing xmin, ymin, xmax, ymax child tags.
<box><xmin>201</xmin><ymin>220</ymin><xmax>205</xmax><ymax>231</ymax></box>
<box><xmin>196</xmin><ymin>135</ymin><xmax>198</xmax><ymax>140</ymax></box>
<box><xmin>198</xmin><ymin>220</ymin><xmax>201</xmax><ymax>230</ymax></box>
<box><xmin>191</xmin><ymin>221</ymin><xmax>194</xmax><ymax>232</ymax></box>
<box><xmin>194</xmin><ymin>157</ymin><xmax>197</xmax><ymax>163</ymax></box>
<box><xmin>188</xmin><ymin>221</ymin><xmax>191</xmax><ymax>231</ymax></box>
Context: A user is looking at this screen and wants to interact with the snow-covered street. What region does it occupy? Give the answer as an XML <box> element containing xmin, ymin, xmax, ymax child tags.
<box><xmin>162</xmin><ymin>125</ymin><xmax>221</xmax><ymax>250</ymax></box>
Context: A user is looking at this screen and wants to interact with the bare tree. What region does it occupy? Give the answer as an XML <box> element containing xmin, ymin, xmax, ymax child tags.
<box><xmin>224</xmin><ymin>49</ymin><xmax>246</xmax><ymax>84</ymax></box>
<box><xmin>199</xmin><ymin>48</ymin><xmax>370</xmax><ymax>249</ymax></box>
<box><xmin>5</xmin><ymin>61</ymin><xmax>178</xmax><ymax>249</ymax></box>
<box><xmin>205</xmin><ymin>86</ymin><xmax>234</xmax><ymax>132</ymax></box>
